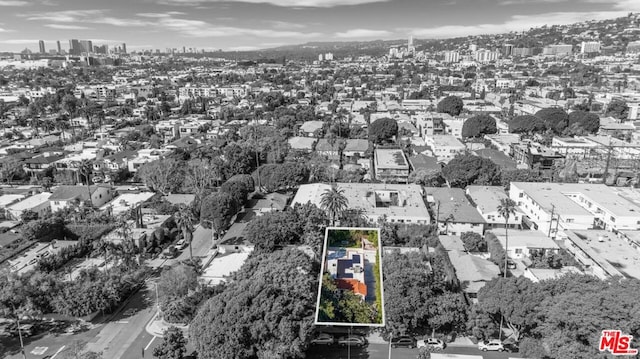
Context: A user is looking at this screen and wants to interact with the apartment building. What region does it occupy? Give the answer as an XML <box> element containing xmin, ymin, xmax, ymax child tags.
<box><xmin>466</xmin><ymin>186</ymin><xmax>524</xmax><ymax>230</ymax></box>
<box><xmin>509</xmin><ymin>182</ymin><xmax>640</xmax><ymax>238</ymax></box>
<box><xmin>374</xmin><ymin>148</ymin><xmax>410</xmax><ymax>183</ymax></box>
<box><xmin>425</xmin><ymin>135</ymin><xmax>465</xmax><ymax>164</ymax></box>
<box><xmin>291</xmin><ymin>183</ymin><xmax>430</xmax><ymax>225</ymax></box>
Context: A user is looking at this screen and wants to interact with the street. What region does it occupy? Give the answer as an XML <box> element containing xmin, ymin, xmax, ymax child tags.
<box><xmin>1</xmin><ymin>223</ymin><xmax>214</xmax><ymax>359</ymax></box>
<box><xmin>306</xmin><ymin>343</ymin><xmax>524</xmax><ymax>359</ymax></box>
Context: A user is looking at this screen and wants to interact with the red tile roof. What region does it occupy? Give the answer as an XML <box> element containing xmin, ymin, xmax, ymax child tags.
<box><xmin>336</xmin><ymin>278</ymin><xmax>367</xmax><ymax>297</ymax></box>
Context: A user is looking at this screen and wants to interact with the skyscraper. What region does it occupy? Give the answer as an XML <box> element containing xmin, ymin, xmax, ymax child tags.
<box><xmin>69</xmin><ymin>39</ymin><xmax>80</xmax><ymax>55</ymax></box>
<box><xmin>79</xmin><ymin>40</ymin><xmax>93</xmax><ymax>54</ymax></box>
<box><xmin>121</xmin><ymin>43</ymin><xmax>127</xmax><ymax>54</ymax></box>
<box><xmin>56</xmin><ymin>40</ymin><xmax>61</xmax><ymax>54</ymax></box>
<box><xmin>38</xmin><ymin>40</ymin><xmax>45</xmax><ymax>54</ymax></box>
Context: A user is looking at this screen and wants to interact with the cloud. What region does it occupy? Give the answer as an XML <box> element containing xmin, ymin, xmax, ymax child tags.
<box><xmin>406</xmin><ymin>10</ymin><xmax>631</xmax><ymax>38</ymax></box>
<box><xmin>227</xmin><ymin>45</ymin><xmax>262</xmax><ymax>51</ymax></box>
<box><xmin>265</xmin><ymin>20</ymin><xmax>306</xmax><ymax>29</ymax></box>
<box><xmin>22</xmin><ymin>9</ymin><xmax>106</xmax><ymax>22</ymax></box>
<box><xmin>334</xmin><ymin>28</ymin><xmax>392</xmax><ymax>38</ymax></box>
<box><xmin>156</xmin><ymin>0</ymin><xmax>388</xmax><ymax>7</ymax></box>
<box><xmin>155</xmin><ymin>17</ymin><xmax>323</xmax><ymax>38</ymax></box>
<box><xmin>137</xmin><ymin>11</ymin><xmax>186</xmax><ymax>18</ymax></box>
<box><xmin>0</xmin><ymin>0</ymin><xmax>28</xmax><ymax>5</ymax></box>
<box><xmin>44</xmin><ymin>24</ymin><xmax>90</xmax><ymax>30</ymax></box>
<box><xmin>498</xmin><ymin>0</ymin><xmax>567</xmax><ymax>5</ymax></box>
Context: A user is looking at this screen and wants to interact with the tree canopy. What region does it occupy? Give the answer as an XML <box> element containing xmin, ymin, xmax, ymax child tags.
<box><xmin>461</xmin><ymin>114</ymin><xmax>497</xmax><ymax>138</ymax></box>
<box><xmin>442</xmin><ymin>154</ymin><xmax>501</xmax><ymax>188</ymax></box>
<box><xmin>605</xmin><ymin>99</ymin><xmax>629</xmax><ymax>120</ymax></box>
<box><xmin>534</xmin><ymin>108</ymin><xmax>569</xmax><ymax>134</ymax></box>
<box><xmin>566</xmin><ymin>110</ymin><xmax>600</xmax><ymax>135</ymax></box>
<box><xmin>368</xmin><ymin>117</ymin><xmax>398</xmax><ymax>144</ymax></box>
<box><xmin>189</xmin><ymin>249</ymin><xmax>317</xmax><ymax>359</ymax></box>
<box><xmin>437</xmin><ymin>96</ymin><xmax>464</xmax><ymax>116</ymax></box>
<box><xmin>508</xmin><ymin>115</ymin><xmax>546</xmax><ymax>134</ymax></box>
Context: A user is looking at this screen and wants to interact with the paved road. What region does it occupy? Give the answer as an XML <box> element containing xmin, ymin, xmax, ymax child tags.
<box><xmin>306</xmin><ymin>343</ymin><xmax>524</xmax><ymax>359</ymax></box>
<box><xmin>1</xmin><ymin>222</ymin><xmax>215</xmax><ymax>359</ymax></box>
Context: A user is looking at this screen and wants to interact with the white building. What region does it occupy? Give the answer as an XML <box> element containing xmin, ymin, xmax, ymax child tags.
<box><xmin>509</xmin><ymin>182</ymin><xmax>640</xmax><ymax>238</ymax></box>
<box><xmin>291</xmin><ymin>183</ymin><xmax>430</xmax><ymax>225</ymax></box>
<box><xmin>425</xmin><ymin>135</ymin><xmax>465</xmax><ymax>164</ymax></box>
<box><xmin>581</xmin><ymin>41</ymin><xmax>601</xmax><ymax>54</ymax></box>
<box><xmin>466</xmin><ymin>186</ymin><xmax>524</xmax><ymax>230</ymax></box>
<box><xmin>6</xmin><ymin>192</ymin><xmax>52</xmax><ymax>220</ymax></box>
<box><xmin>491</xmin><ymin>229</ymin><xmax>560</xmax><ymax>260</ymax></box>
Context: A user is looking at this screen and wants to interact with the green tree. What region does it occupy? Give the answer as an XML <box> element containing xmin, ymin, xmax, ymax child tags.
<box><xmin>174</xmin><ymin>205</ymin><xmax>195</xmax><ymax>260</ymax></box>
<box><xmin>244</xmin><ymin>211</ymin><xmax>302</xmax><ymax>252</ymax></box>
<box><xmin>368</xmin><ymin>117</ymin><xmax>399</xmax><ymax>144</ymax></box>
<box><xmin>442</xmin><ymin>154</ymin><xmax>501</xmax><ymax>188</ymax></box>
<box><xmin>508</xmin><ymin>115</ymin><xmax>546</xmax><ymax>134</ymax></box>
<box><xmin>153</xmin><ymin>326</ymin><xmax>187</xmax><ymax>359</ymax></box>
<box><xmin>437</xmin><ymin>96</ymin><xmax>464</xmax><ymax>116</ymax></box>
<box><xmin>566</xmin><ymin>110</ymin><xmax>600</xmax><ymax>135</ymax></box>
<box><xmin>605</xmin><ymin>98</ymin><xmax>629</xmax><ymax>120</ymax></box>
<box><xmin>497</xmin><ymin>198</ymin><xmax>516</xmax><ymax>277</ymax></box>
<box><xmin>138</xmin><ymin>158</ymin><xmax>184</xmax><ymax>195</ymax></box>
<box><xmin>461</xmin><ymin>114</ymin><xmax>497</xmax><ymax>138</ymax></box>
<box><xmin>461</xmin><ymin>232</ymin><xmax>486</xmax><ymax>252</ymax></box>
<box><xmin>189</xmin><ymin>249</ymin><xmax>317</xmax><ymax>359</ymax></box>
<box><xmin>534</xmin><ymin>108</ymin><xmax>569</xmax><ymax>134</ymax></box>
<box><xmin>320</xmin><ymin>185</ymin><xmax>349</xmax><ymax>226</ymax></box>
<box><xmin>200</xmin><ymin>192</ymin><xmax>239</xmax><ymax>243</ymax></box>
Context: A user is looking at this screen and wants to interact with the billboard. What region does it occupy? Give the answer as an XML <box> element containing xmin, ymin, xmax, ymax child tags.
<box><xmin>314</xmin><ymin>227</ymin><xmax>385</xmax><ymax>327</ymax></box>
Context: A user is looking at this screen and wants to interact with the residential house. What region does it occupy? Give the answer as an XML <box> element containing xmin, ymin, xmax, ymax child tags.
<box><xmin>490</xmin><ymin>229</ymin><xmax>560</xmax><ymax>260</ymax></box>
<box><xmin>23</xmin><ymin>154</ymin><xmax>64</xmax><ymax>177</ymax></box>
<box><xmin>326</xmin><ymin>249</ymin><xmax>368</xmax><ymax>300</ymax></box>
<box><xmin>474</xmin><ymin>148</ymin><xmax>518</xmax><ymax>170</ymax></box>
<box><xmin>287</xmin><ymin>137</ymin><xmax>316</xmax><ymax>152</ymax></box>
<box><xmin>466</xmin><ymin>186</ymin><xmax>524</xmax><ymax>229</ymax></box>
<box><xmin>511</xmin><ymin>141</ymin><xmax>564</xmax><ymax>172</ymax></box>
<box><xmin>49</xmin><ymin>185</ymin><xmax>113</xmax><ymax>212</ymax></box>
<box><xmin>425</xmin><ymin>187</ymin><xmax>486</xmax><ymax>235</ymax></box>
<box><xmin>299</xmin><ymin>121</ymin><xmax>325</xmax><ymax>137</ymax></box>
<box><xmin>425</xmin><ymin>135</ymin><xmax>465</xmax><ymax>164</ymax></box>
<box><xmin>128</xmin><ymin>149</ymin><xmax>172</xmax><ymax>172</ymax></box>
<box><xmin>6</xmin><ymin>192</ymin><xmax>51</xmax><ymax>220</ymax></box>
<box><xmin>447</xmin><ymin>250</ymin><xmax>500</xmax><ymax>301</ymax></box>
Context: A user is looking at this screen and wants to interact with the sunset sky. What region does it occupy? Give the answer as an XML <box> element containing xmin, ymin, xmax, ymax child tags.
<box><xmin>0</xmin><ymin>0</ymin><xmax>637</xmax><ymax>52</ymax></box>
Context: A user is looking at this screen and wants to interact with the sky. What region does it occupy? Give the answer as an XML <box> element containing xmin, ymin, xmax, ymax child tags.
<box><xmin>0</xmin><ymin>0</ymin><xmax>638</xmax><ymax>52</ymax></box>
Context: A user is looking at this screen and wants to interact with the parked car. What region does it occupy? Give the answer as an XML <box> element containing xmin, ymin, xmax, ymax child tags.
<box><xmin>507</xmin><ymin>259</ymin><xmax>517</xmax><ymax>269</ymax></box>
<box><xmin>8</xmin><ymin>324</ymin><xmax>34</xmax><ymax>337</ymax></box>
<box><xmin>503</xmin><ymin>342</ymin><xmax>519</xmax><ymax>353</ymax></box>
<box><xmin>176</xmin><ymin>239</ymin><xmax>188</xmax><ymax>250</ymax></box>
<box><xmin>391</xmin><ymin>336</ymin><xmax>416</xmax><ymax>348</ymax></box>
<box><xmin>478</xmin><ymin>339</ymin><xmax>504</xmax><ymax>352</ymax></box>
<box><xmin>337</xmin><ymin>335</ymin><xmax>367</xmax><ymax>347</ymax></box>
<box><xmin>310</xmin><ymin>333</ymin><xmax>335</xmax><ymax>345</ymax></box>
<box><xmin>417</xmin><ymin>338</ymin><xmax>445</xmax><ymax>350</ymax></box>
<box><xmin>161</xmin><ymin>246</ymin><xmax>179</xmax><ymax>259</ymax></box>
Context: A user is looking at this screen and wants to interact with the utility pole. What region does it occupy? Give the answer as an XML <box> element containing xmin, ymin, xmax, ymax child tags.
<box><xmin>548</xmin><ymin>204</ymin><xmax>556</xmax><ymax>238</ymax></box>
<box><xmin>253</xmin><ymin>126</ymin><xmax>261</xmax><ymax>191</ymax></box>
<box><xmin>602</xmin><ymin>136</ymin><xmax>613</xmax><ymax>185</ymax></box>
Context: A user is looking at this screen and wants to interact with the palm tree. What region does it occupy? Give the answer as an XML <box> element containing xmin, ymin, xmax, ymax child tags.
<box><xmin>78</xmin><ymin>159</ymin><xmax>93</xmax><ymax>208</ymax></box>
<box><xmin>497</xmin><ymin>198</ymin><xmax>517</xmax><ymax>277</ymax></box>
<box><xmin>497</xmin><ymin>197</ymin><xmax>516</xmax><ymax>342</ymax></box>
<box><xmin>320</xmin><ymin>185</ymin><xmax>349</xmax><ymax>226</ymax></box>
<box><xmin>174</xmin><ymin>204</ymin><xmax>195</xmax><ymax>260</ymax></box>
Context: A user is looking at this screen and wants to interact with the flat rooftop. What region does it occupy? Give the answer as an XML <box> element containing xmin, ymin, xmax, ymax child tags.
<box><xmin>512</xmin><ymin>182</ymin><xmax>640</xmax><ymax>218</ymax></box>
<box><xmin>291</xmin><ymin>183</ymin><xmax>430</xmax><ymax>221</ymax></box>
<box><xmin>374</xmin><ymin>148</ymin><xmax>409</xmax><ymax>169</ymax></box>
<box><xmin>467</xmin><ymin>185</ymin><xmax>523</xmax><ymax>216</ymax></box>
<box><xmin>201</xmin><ymin>252</ymin><xmax>251</xmax><ymax>285</ymax></box>
<box><xmin>569</xmin><ymin>230</ymin><xmax>640</xmax><ymax>280</ymax></box>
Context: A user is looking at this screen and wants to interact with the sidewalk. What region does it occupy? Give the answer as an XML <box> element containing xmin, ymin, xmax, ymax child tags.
<box><xmin>447</xmin><ymin>336</ymin><xmax>476</xmax><ymax>347</ymax></box>
<box><xmin>145</xmin><ymin>311</ymin><xmax>189</xmax><ymax>337</ymax></box>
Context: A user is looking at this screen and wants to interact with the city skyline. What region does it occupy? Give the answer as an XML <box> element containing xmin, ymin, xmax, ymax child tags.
<box><xmin>0</xmin><ymin>0</ymin><xmax>638</xmax><ymax>52</ymax></box>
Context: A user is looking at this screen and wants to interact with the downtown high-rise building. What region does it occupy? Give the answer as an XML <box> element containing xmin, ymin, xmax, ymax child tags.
<box><xmin>69</xmin><ymin>39</ymin><xmax>81</xmax><ymax>55</ymax></box>
<box><xmin>79</xmin><ymin>40</ymin><xmax>93</xmax><ymax>54</ymax></box>
<box><xmin>38</xmin><ymin>40</ymin><xmax>45</xmax><ymax>54</ymax></box>
<box><xmin>121</xmin><ymin>43</ymin><xmax>127</xmax><ymax>54</ymax></box>
<box><xmin>56</xmin><ymin>40</ymin><xmax>61</xmax><ymax>54</ymax></box>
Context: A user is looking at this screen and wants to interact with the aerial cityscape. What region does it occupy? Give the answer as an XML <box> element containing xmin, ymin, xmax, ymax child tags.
<box><xmin>0</xmin><ymin>1</ymin><xmax>639</xmax><ymax>359</ymax></box>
